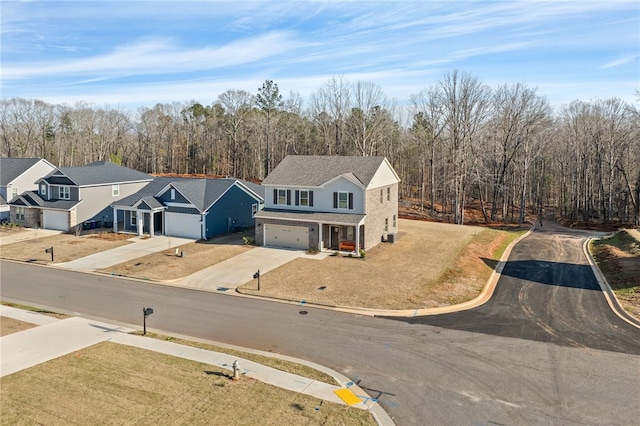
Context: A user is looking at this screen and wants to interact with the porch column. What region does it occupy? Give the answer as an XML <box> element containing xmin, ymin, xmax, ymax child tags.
<box><xmin>149</xmin><ymin>211</ymin><xmax>155</xmax><ymax>237</ymax></box>
<box><xmin>355</xmin><ymin>224</ymin><xmax>361</xmax><ymax>256</ymax></box>
<box><xmin>112</xmin><ymin>206</ymin><xmax>117</xmax><ymax>233</ymax></box>
<box><xmin>317</xmin><ymin>222</ymin><xmax>323</xmax><ymax>251</ymax></box>
<box><xmin>137</xmin><ymin>210</ymin><xmax>143</xmax><ymax>236</ymax></box>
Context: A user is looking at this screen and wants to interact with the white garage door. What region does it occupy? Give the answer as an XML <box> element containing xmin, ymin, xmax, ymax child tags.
<box><xmin>164</xmin><ymin>212</ymin><xmax>201</xmax><ymax>239</ymax></box>
<box><xmin>42</xmin><ymin>210</ymin><xmax>69</xmax><ymax>231</ymax></box>
<box><xmin>264</xmin><ymin>224</ymin><xmax>308</xmax><ymax>249</ymax></box>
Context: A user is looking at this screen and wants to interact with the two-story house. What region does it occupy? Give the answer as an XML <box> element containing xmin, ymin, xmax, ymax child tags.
<box><xmin>9</xmin><ymin>161</ymin><xmax>152</xmax><ymax>231</ymax></box>
<box><xmin>255</xmin><ymin>155</ymin><xmax>400</xmax><ymax>253</ymax></box>
<box><xmin>0</xmin><ymin>158</ymin><xmax>56</xmax><ymax>222</ymax></box>
<box><xmin>111</xmin><ymin>176</ymin><xmax>264</xmax><ymax>240</ymax></box>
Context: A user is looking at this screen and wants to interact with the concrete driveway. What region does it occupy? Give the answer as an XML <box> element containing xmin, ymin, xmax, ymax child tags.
<box><xmin>55</xmin><ymin>235</ymin><xmax>196</xmax><ymax>271</ymax></box>
<box><xmin>177</xmin><ymin>247</ymin><xmax>330</xmax><ymax>291</ymax></box>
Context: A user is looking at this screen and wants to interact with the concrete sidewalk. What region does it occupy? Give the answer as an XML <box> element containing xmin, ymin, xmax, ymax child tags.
<box><xmin>54</xmin><ymin>235</ymin><xmax>195</xmax><ymax>271</ymax></box>
<box><xmin>177</xmin><ymin>246</ymin><xmax>330</xmax><ymax>290</ymax></box>
<box><xmin>0</xmin><ymin>229</ymin><xmax>62</xmax><ymax>246</ymax></box>
<box><xmin>0</xmin><ymin>305</ymin><xmax>392</xmax><ymax>425</ymax></box>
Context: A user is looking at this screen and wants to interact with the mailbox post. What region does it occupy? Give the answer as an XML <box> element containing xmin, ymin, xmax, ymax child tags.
<box><xmin>143</xmin><ymin>307</ymin><xmax>154</xmax><ymax>335</ymax></box>
<box><xmin>44</xmin><ymin>247</ymin><xmax>54</xmax><ymax>262</ymax></box>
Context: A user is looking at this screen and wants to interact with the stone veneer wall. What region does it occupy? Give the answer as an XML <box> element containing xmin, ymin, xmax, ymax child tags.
<box><xmin>10</xmin><ymin>206</ymin><xmax>40</xmax><ymax>229</ymax></box>
<box><xmin>364</xmin><ymin>183</ymin><xmax>399</xmax><ymax>250</ymax></box>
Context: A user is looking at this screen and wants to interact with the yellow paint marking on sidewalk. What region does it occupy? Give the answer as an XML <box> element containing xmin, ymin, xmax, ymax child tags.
<box><xmin>334</xmin><ymin>387</ymin><xmax>361</xmax><ymax>405</ymax></box>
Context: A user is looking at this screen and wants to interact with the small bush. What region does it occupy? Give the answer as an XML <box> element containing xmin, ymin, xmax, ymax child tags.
<box><xmin>359</xmin><ymin>248</ymin><xmax>366</xmax><ymax>258</ymax></box>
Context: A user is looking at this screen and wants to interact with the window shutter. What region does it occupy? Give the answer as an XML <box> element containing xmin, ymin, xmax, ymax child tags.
<box><xmin>348</xmin><ymin>193</ymin><xmax>353</xmax><ymax>209</ymax></box>
<box><xmin>273</xmin><ymin>189</ymin><xmax>278</xmax><ymax>204</ymax></box>
<box><xmin>309</xmin><ymin>191</ymin><xmax>314</xmax><ymax>207</ymax></box>
<box><xmin>295</xmin><ymin>190</ymin><xmax>299</xmax><ymax>206</ymax></box>
<box><xmin>287</xmin><ymin>190</ymin><xmax>291</xmax><ymax>205</ymax></box>
<box><xmin>333</xmin><ymin>192</ymin><xmax>338</xmax><ymax>208</ymax></box>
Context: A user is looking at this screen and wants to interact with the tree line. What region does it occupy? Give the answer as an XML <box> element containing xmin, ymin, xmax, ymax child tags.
<box><xmin>1</xmin><ymin>71</ymin><xmax>638</xmax><ymax>225</ymax></box>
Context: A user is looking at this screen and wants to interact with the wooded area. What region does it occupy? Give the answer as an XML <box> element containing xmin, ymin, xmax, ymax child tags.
<box><xmin>2</xmin><ymin>71</ymin><xmax>638</xmax><ymax>225</ymax></box>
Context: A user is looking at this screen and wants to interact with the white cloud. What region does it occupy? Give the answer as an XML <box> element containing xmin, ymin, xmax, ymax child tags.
<box><xmin>2</xmin><ymin>32</ymin><xmax>302</xmax><ymax>80</ymax></box>
<box><xmin>602</xmin><ymin>53</ymin><xmax>640</xmax><ymax>69</ymax></box>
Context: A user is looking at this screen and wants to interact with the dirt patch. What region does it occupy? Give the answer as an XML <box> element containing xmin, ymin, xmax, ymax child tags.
<box><xmin>99</xmin><ymin>236</ymin><xmax>253</xmax><ymax>281</ymax></box>
<box><xmin>591</xmin><ymin>231</ymin><xmax>640</xmax><ymax>319</ymax></box>
<box><xmin>0</xmin><ymin>316</ymin><xmax>37</xmax><ymax>337</ymax></box>
<box><xmin>0</xmin><ymin>341</ymin><xmax>375</xmax><ymax>425</ymax></box>
<box><xmin>239</xmin><ymin>219</ymin><xmax>525</xmax><ymax>309</ymax></box>
<box><xmin>0</xmin><ymin>233</ymin><xmax>131</xmax><ymax>264</ymax></box>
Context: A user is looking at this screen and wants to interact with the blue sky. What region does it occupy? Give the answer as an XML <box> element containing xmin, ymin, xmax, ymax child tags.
<box><xmin>2</xmin><ymin>1</ymin><xmax>638</xmax><ymax>111</ymax></box>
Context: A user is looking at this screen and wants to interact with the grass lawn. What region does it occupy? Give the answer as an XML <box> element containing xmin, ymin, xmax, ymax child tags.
<box><xmin>0</xmin><ymin>232</ymin><xmax>131</xmax><ymax>264</ymax></box>
<box><xmin>0</xmin><ymin>316</ymin><xmax>37</xmax><ymax>336</ymax></box>
<box><xmin>239</xmin><ymin>219</ymin><xmax>526</xmax><ymax>309</ymax></box>
<box><xmin>98</xmin><ymin>236</ymin><xmax>253</xmax><ymax>281</ymax></box>
<box><xmin>0</xmin><ymin>341</ymin><xmax>375</xmax><ymax>425</ymax></box>
<box><xmin>591</xmin><ymin>230</ymin><xmax>640</xmax><ymax>318</ymax></box>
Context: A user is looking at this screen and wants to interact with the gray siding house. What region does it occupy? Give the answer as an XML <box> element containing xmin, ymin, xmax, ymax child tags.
<box><xmin>255</xmin><ymin>155</ymin><xmax>400</xmax><ymax>254</ymax></box>
<box><xmin>0</xmin><ymin>158</ymin><xmax>56</xmax><ymax>222</ymax></box>
<box><xmin>9</xmin><ymin>161</ymin><xmax>152</xmax><ymax>231</ymax></box>
<box><xmin>111</xmin><ymin>177</ymin><xmax>264</xmax><ymax>240</ymax></box>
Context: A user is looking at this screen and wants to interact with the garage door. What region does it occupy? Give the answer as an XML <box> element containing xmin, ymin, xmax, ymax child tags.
<box><xmin>164</xmin><ymin>212</ymin><xmax>201</xmax><ymax>239</ymax></box>
<box><xmin>264</xmin><ymin>224</ymin><xmax>308</xmax><ymax>249</ymax></box>
<box><xmin>42</xmin><ymin>210</ymin><xmax>69</xmax><ymax>231</ymax></box>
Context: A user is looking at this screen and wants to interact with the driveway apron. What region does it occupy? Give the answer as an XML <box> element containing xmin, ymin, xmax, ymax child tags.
<box><xmin>177</xmin><ymin>247</ymin><xmax>326</xmax><ymax>291</ymax></box>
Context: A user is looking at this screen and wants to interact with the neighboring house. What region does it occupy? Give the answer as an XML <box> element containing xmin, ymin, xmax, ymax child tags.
<box><xmin>9</xmin><ymin>161</ymin><xmax>153</xmax><ymax>231</ymax></box>
<box><xmin>255</xmin><ymin>155</ymin><xmax>400</xmax><ymax>253</ymax></box>
<box><xmin>111</xmin><ymin>177</ymin><xmax>264</xmax><ymax>240</ymax></box>
<box><xmin>0</xmin><ymin>157</ymin><xmax>56</xmax><ymax>222</ymax></box>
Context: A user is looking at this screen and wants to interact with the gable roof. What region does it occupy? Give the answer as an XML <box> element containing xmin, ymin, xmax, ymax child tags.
<box><xmin>0</xmin><ymin>158</ymin><xmax>52</xmax><ymax>185</ymax></box>
<box><xmin>46</xmin><ymin>161</ymin><xmax>152</xmax><ymax>186</ymax></box>
<box><xmin>112</xmin><ymin>176</ymin><xmax>263</xmax><ymax>212</ymax></box>
<box><xmin>261</xmin><ymin>155</ymin><xmax>391</xmax><ymax>187</ymax></box>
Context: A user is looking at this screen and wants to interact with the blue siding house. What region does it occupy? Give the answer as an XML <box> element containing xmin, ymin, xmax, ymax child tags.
<box><xmin>112</xmin><ymin>177</ymin><xmax>264</xmax><ymax>240</ymax></box>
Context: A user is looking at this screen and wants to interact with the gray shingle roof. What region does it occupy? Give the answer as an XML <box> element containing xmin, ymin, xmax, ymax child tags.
<box><xmin>261</xmin><ymin>155</ymin><xmax>388</xmax><ymax>187</ymax></box>
<box><xmin>0</xmin><ymin>158</ymin><xmax>43</xmax><ymax>185</ymax></box>
<box><xmin>112</xmin><ymin>176</ymin><xmax>263</xmax><ymax>212</ymax></box>
<box><xmin>10</xmin><ymin>190</ymin><xmax>80</xmax><ymax>210</ymax></box>
<box><xmin>53</xmin><ymin>161</ymin><xmax>152</xmax><ymax>186</ymax></box>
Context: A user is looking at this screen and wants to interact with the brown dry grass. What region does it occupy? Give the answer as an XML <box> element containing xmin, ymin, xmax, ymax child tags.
<box><xmin>0</xmin><ymin>232</ymin><xmax>131</xmax><ymax>264</ymax></box>
<box><xmin>99</xmin><ymin>235</ymin><xmax>253</xmax><ymax>281</ymax></box>
<box><xmin>0</xmin><ymin>316</ymin><xmax>37</xmax><ymax>337</ymax></box>
<box><xmin>591</xmin><ymin>230</ymin><xmax>640</xmax><ymax>319</ymax></box>
<box><xmin>0</xmin><ymin>341</ymin><xmax>375</xmax><ymax>425</ymax></box>
<box><xmin>239</xmin><ymin>219</ymin><xmax>525</xmax><ymax>309</ymax></box>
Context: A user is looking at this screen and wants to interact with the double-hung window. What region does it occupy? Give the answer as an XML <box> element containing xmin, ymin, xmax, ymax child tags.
<box><xmin>300</xmin><ymin>190</ymin><xmax>309</xmax><ymax>206</ymax></box>
<box><xmin>112</xmin><ymin>184</ymin><xmax>120</xmax><ymax>197</ymax></box>
<box><xmin>16</xmin><ymin>207</ymin><xmax>25</xmax><ymax>221</ymax></box>
<box><xmin>338</xmin><ymin>192</ymin><xmax>348</xmax><ymax>209</ymax></box>
<box><xmin>130</xmin><ymin>211</ymin><xmax>137</xmax><ymax>226</ymax></box>
<box><xmin>59</xmin><ymin>186</ymin><xmax>70</xmax><ymax>200</ymax></box>
<box><xmin>387</xmin><ymin>187</ymin><xmax>391</xmax><ymax>201</ymax></box>
<box><xmin>278</xmin><ymin>189</ymin><xmax>287</xmax><ymax>205</ymax></box>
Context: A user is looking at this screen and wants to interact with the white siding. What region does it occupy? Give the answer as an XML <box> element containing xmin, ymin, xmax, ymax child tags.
<box><xmin>367</xmin><ymin>160</ymin><xmax>401</xmax><ymax>190</ymax></box>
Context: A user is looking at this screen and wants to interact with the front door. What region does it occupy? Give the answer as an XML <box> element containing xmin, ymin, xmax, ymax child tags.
<box><xmin>331</xmin><ymin>226</ymin><xmax>340</xmax><ymax>249</ymax></box>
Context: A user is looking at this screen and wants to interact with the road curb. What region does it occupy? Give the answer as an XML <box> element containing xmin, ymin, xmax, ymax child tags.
<box><xmin>583</xmin><ymin>238</ymin><xmax>640</xmax><ymax>330</ymax></box>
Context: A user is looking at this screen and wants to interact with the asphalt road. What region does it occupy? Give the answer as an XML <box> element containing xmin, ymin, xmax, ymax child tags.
<box><xmin>386</xmin><ymin>220</ymin><xmax>640</xmax><ymax>355</ymax></box>
<box><xmin>2</xmin><ymin>221</ymin><xmax>639</xmax><ymax>425</ymax></box>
